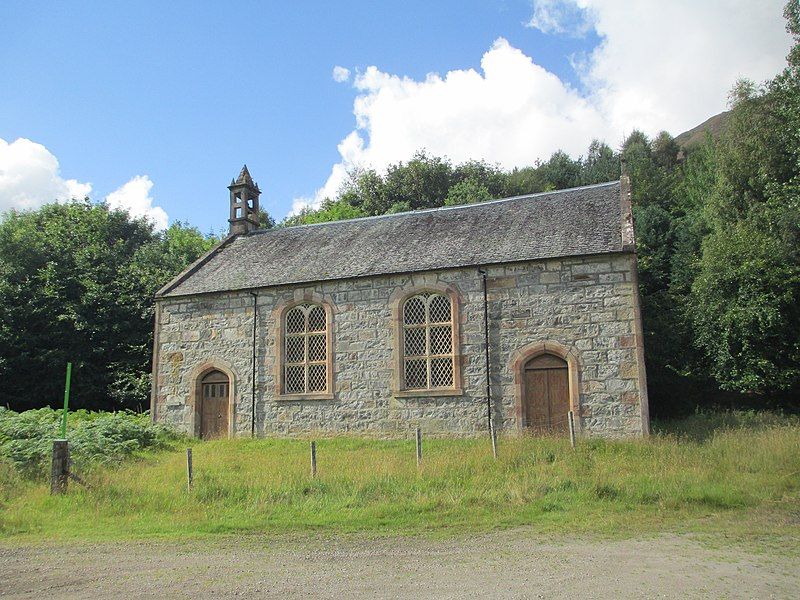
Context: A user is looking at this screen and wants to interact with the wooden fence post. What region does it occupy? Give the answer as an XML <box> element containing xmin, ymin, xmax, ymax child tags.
<box><xmin>568</xmin><ymin>411</ymin><xmax>576</xmax><ymax>449</ymax></box>
<box><xmin>415</xmin><ymin>427</ymin><xmax>422</xmax><ymax>467</ymax></box>
<box><xmin>310</xmin><ymin>440</ymin><xmax>317</xmax><ymax>478</ymax></box>
<box><xmin>51</xmin><ymin>439</ymin><xmax>69</xmax><ymax>495</ymax></box>
<box><xmin>186</xmin><ymin>448</ymin><xmax>193</xmax><ymax>491</ymax></box>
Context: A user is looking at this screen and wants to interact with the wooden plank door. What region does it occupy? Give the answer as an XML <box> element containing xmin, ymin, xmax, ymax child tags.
<box><xmin>201</xmin><ymin>382</ymin><xmax>229</xmax><ymax>439</ymax></box>
<box><xmin>524</xmin><ymin>368</ymin><xmax>550</xmax><ymax>431</ymax></box>
<box><xmin>545</xmin><ymin>367</ymin><xmax>569</xmax><ymax>433</ymax></box>
<box><xmin>524</xmin><ymin>354</ymin><xmax>569</xmax><ymax>434</ymax></box>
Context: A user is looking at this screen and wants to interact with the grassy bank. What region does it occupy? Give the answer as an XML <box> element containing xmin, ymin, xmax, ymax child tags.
<box><xmin>1</xmin><ymin>411</ymin><xmax>799</xmax><ymax>541</ymax></box>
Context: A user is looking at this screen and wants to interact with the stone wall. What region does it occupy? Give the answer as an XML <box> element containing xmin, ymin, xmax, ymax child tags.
<box><xmin>152</xmin><ymin>252</ymin><xmax>648</xmax><ymax>438</ymax></box>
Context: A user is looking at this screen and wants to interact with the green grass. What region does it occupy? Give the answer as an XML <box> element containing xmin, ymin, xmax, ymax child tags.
<box><xmin>1</xmin><ymin>411</ymin><xmax>799</xmax><ymax>542</ymax></box>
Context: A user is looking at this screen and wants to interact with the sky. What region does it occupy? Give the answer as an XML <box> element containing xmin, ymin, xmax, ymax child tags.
<box><xmin>0</xmin><ymin>0</ymin><xmax>792</xmax><ymax>233</ymax></box>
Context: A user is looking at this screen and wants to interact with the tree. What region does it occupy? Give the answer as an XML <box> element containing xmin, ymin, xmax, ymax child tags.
<box><xmin>339</xmin><ymin>168</ymin><xmax>388</xmax><ymax>216</ymax></box>
<box><xmin>0</xmin><ymin>204</ymin><xmax>215</xmax><ymax>411</ymax></box>
<box><xmin>503</xmin><ymin>166</ymin><xmax>548</xmax><ymax>196</ymax></box>
<box><xmin>538</xmin><ymin>150</ymin><xmax>582</xmax><ymax>190</ymax></box>
<box><xmin>257</xmin><ymin>208</ymin><xmax>276</xmax><ymax>229</ymax></box>
<box><xmin>444</xmin><ymin>178</ymin><xmax>492</xmax><ymax>206</ymax></box>
<box><xmin>689</xmin><ymin>1</ymin><xmax>800</xmax><ymax>396</ymax></box>
<box><xmin>581</xmin><ymin>140</ymin><xmax>619</xmax><ymax>185</ymax></box>
<box><xmin>452</xmin><ymin>159</ymin><xmax>506</xmax><ymax>198</ymax></box>
<box><xmin>383</xmin><ymin>151</ymin><xmax>453</xmax><ymax>210</ymax></box>
<box><xmin>283</xmin><ymin>199</ymin><xmax>368</xmax><ymax>226</ymax></box>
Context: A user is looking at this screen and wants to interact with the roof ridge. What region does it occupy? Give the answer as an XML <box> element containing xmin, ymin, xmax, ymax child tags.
<box><xmin>251</xmin><ymin>180</ymin><xmax>620</xmax><ymax>236</ymax></box>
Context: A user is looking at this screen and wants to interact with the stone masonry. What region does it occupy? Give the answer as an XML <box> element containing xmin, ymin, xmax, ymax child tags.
<box><xmin>152</xmin><ymin>252</ymin><xmax>648</xmax><ymax>438</ymax></box>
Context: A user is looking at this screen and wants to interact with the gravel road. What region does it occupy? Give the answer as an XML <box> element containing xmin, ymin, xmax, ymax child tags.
<box><xmin>1</xmin><ymin>530</ymin><xmax>797</xmax><ymax>599</ymax></box>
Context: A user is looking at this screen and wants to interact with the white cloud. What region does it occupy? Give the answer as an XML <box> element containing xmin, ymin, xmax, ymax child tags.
<box><xmin>299</xmin><ymin>0</ymin><xmax>790</xmax><ymax>212</ymax></box>
<box><xmin>105</xmin><ymin>175</ymin><xmax>169</xmax><ymax>231</ymax></box>
<box><xmin>332</xmin><ymin>65</ymin><xmax>351</xmax><ymax>83</ymax></box>
<box><xmin>0</xmin><ymin>137</ymin><xmax>92</xmax><ymax>213</ymax></box>
<box><xmin>0</xmin><ymin>136</ymin><xmax>169</xmax><ymax>231</ymax></box>
<box><xmin>576</xmin><ymin>0</ymin><xmax>791</xmax><ymax>138</ymax></box>
<box><xmin>526</xmin><ymin>0</ymin><xmax>594</xmax><ymax>36</ymax></box>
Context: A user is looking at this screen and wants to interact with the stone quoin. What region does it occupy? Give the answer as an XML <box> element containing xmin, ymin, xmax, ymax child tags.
<box><xmin>151</xmin><ymin>166</ymin><xmax>649</xmax><ymax>438</ymax></box>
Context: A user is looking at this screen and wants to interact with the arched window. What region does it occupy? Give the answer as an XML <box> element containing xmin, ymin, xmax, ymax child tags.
<box><xmin>283</xmin><ymin>303</ymin><xmax>329</xmax><ymax>395</ymax></box>
<box><xmin>402</xmin><ymin>293</ymin><xmax>455</xmax><ymax>390</ymax></box>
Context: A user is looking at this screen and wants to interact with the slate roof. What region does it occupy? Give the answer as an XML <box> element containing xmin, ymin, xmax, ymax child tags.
<box><xmin>159</xmin><ymin>180</ymin><xmax>628</xmax><ymax>298</ymax></box>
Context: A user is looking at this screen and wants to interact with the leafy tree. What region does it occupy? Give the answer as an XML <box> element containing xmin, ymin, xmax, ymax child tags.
<box><xmin>692</xmin><ymin>218</ymin><xmax>799</xmax><ymax>393</ymax></box>
<box><xmin>651</xmin><ymin>131</ymin><xmax>681</xmax><ymax>171</ymax></box>
<box><xmin>257</xmin><ymin>208</ymin><xmax>276</xmax><ymax>229</ymax></box>
<box><xmin>386</xmin><ymin>201</ymin><xmax>411</xmax><ymax>214</ymax></box>
<box><xmin>689</xmin><ymin>1</ymin><xmax>800</xmax><ymax>396</ymax></box>
<box><xmin>339</xmin><ymin>168</ymin><xmax>387</xmax><ymax>216</ymax></box>
<box><xmin>502</xmin><ymin>166</ymin><xmax>548</xmax><ymax>196</ymax></box>
<box><xmin>444</xmin><ymin>178</ymin><xmax>492</xmax><ymax>206</ymax></box>
<box><xmin>283</xmin><ymin>199</ymin><xmax>368</xmax><ymax>226</ymax></box>
<box><xmin>452</xmin><ymin>159</ymin><xmax>506</xmax><ymax>198</ymax></box>
<box><xmin>538</xmin><ymin>150</ymin><xmax>582</xmax><ymax>190</ymax></box>
<box><xmin>383</xmin><ymin>151</ymin><xmax>453</xmax><ymax>210</ymax></box>
<box><xmin>581</xmin><ymin>140</ymin><xmax>619</xmax><ymax>185</ymax></box>
<box><xmin>0</xmin><ymin>204</ymin><xmax>215</xmax><ymax>411</ymax></box>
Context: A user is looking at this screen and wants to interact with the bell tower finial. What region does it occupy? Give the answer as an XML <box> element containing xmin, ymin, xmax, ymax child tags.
<box><xmin>228</xmin><ymin>165</ymin><xmax>261</xmax><ymax>236</ymax></box>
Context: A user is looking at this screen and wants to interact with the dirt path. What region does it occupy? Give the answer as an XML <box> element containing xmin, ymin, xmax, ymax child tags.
<box><xmin>1</xmin><ymin>530</ymin><xmax>797</xmax><ymax>599</ymax></box>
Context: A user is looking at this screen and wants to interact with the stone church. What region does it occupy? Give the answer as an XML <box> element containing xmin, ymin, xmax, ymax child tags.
<box><xmin>151</xmin><ymin>166</ymin><xmax>649</xmax><ymax>439</ymax></box>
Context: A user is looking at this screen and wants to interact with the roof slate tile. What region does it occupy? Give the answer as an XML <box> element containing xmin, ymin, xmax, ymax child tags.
<box><xmin>160</xmin><ymin>180</ymin><xmax>624</xmax><ymax>297</ymax></box>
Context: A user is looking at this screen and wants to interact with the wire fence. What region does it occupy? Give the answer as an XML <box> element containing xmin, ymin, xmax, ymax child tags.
<box><xmin>49</xmin><ymin>412</ymin><xmax>578</xmax><ymax>494</ymax></box>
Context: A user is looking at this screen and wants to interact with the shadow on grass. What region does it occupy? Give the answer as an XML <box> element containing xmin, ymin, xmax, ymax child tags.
<box><xmin>652</xmin><ymin>409</ymin><xmax>800</xmax><ymax>441</ymax></box>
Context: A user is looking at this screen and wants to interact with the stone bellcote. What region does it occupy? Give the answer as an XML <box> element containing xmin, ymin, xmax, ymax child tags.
<box><xmin>228</xmin><ymin>165</ymin><xmax>261</xmax><ymax>236</ymax></box>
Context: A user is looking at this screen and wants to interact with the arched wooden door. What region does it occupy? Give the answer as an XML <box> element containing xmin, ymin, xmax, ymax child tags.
<box><xmin>200</xmin><ymin>370</ymin><xmax>229</xmax><ymax>439</ymax></box>
<box><xmin>524</xmin><ymin>354</ymin><xmax>569</xmax><ymax>433</ymax></box>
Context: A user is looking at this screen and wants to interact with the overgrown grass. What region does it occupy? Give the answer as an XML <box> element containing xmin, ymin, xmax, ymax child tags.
<box><xmin>0</xmin><ymin>410</ymin><xmax>798</xmax><ymax>541</ymax></box>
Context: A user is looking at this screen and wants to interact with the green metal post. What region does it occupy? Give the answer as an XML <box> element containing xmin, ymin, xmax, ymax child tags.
<box><xmin>60</xmin><ymin>362</ymin><xmax>72</xmax><ymax>438</ymax></box>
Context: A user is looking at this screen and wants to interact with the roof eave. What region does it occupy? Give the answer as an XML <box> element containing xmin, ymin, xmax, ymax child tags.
<box><xmin>159</xmin><ymin>247</ymin><xmax>633</xmax><ymax>300</ymax></box>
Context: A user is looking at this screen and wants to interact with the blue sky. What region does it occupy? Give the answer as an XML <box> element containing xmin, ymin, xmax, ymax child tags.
<box><xmin>0</xmin><ymin>1</ymin><xmax>791</xmax><ymax>233</ymax></box>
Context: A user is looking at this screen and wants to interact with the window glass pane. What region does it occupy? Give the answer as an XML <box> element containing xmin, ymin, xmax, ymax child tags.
<box><xmin>429</xmin><ymin>325</ymin><xmax>452</xmax><ymax>355</ymax></box>
<box><xmin>403</xmin><ymin>296</ymin><xmax>426</xmax><ymax>325</ymax></box>
<box><xmin>286</xmin><ymin>335</ymin><xmax>305</xmax><ymax>363</ymax></box>
<box><xmin>404</xmin><ymin>358</ymin><xmax>427</xmax><ymax>389</ymax></box>
<box><xmin>428</xmin><ymin>294</ymin><xmax>451</xmax><ymax>324</ymax></box>
<box><xmin>404</xmin><ymin>327</ymin><xmax>426</xmax><ymax>356</ymax></box>
<box><xmin>430</xmin><ymin>357</ymin><xmax>454</xmax><ymax>388</ymax></box>
<box><xmin>286</xmin><ymin>307</ymin><xmax>306</xmax><ymax>334</ymax></box>
<box><xmin>308</xmin><ymin>334</ymin><xmax>326</xmax><ymax>362</ymax></box>
<box><xmin>308</xmin><ymin>364</ymin><xmax>326</xmax><ymax>392</ymax></box>
<box><xmin>307</xmin><ymin>305</ymin><xmax>326</xmax><ymax>332</ymax></box>
<box><xmin>285</xmin><ymin>365</ymin><xmax>305</xmax><ymax>394</ymax></box>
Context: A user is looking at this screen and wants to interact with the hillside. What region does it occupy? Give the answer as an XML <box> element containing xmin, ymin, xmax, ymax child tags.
<box><xmin>674</xmin><ymin>110</ymin><xmax>731</xmax><ymax>148</ymax></box>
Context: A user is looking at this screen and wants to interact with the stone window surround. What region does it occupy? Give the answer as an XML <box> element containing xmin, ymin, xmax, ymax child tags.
<box><xmin>187</xmin><ymin>360</ymin><xmax>238</xmax><ymax>438</ymax></box>
<box><xmin>274</xmin><ymin>291</ymin><xmax>336</xmax><ymax>401</ymax></box>
<box><xmin>390</xmin><ymin>282</ymin><xmax>464</xmax><ymax>398</ymax></box>
<box><xmin>509</xmin><ymin>340</ymin><xmax>581</xmax><ymax>433</ymax></box>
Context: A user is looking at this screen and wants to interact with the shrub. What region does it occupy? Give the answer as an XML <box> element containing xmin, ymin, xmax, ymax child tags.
<box><xmin>0</xmin><ymin>407</ymin><xmax>182</xmax><ymax>478</ymax></box>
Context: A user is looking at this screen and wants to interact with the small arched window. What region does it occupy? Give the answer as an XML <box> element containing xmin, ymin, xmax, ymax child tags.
<box><xmin>402</xmin><ymin>293</ymin><xmax>455</xmax><ymax>390</ymax></box>
<box><xmin>283</xmin><ymin>303</ymin><xmax>329</xmax><ymax>394</ymax></box>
